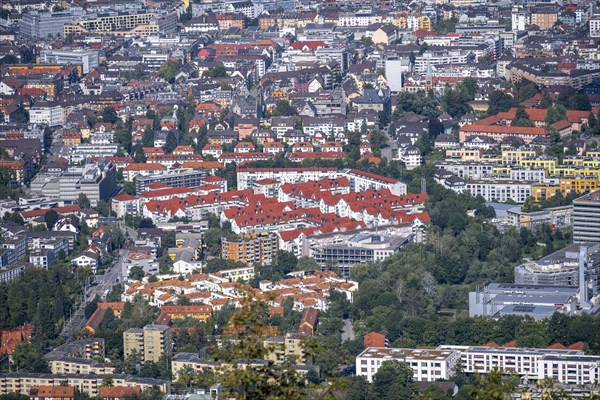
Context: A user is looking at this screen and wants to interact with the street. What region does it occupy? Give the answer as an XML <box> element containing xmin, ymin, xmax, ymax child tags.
<box><xmin>60</xmin><ymin>249</ymin><xmax>130</xmax><ymax>340</ymax></box>
<box><xmin>380</xmin><ymin>126</ymin><xmax>397</xmax><ymax>162</ymax></box>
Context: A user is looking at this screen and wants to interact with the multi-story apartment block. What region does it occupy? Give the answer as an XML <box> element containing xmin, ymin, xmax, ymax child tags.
<box><xmin>29</xmin><ymin>102</ymin><xmax>65</xmax><ymax>126</ymax></box>
<box><xmin>135</xmin><ymin>169</ymin><xmax>208</xmax><ymax>193</ymax></box>
<box><xmin>123</xmin><ymin>324</ymin><xmax>172</xmax><ymax>363</ymax></box>
<box><xmin>356</xmin><ymin>347</ymin><xmax>460</xmax><ymax>383</ymax></box>
<box><xmin>264</xmin><ymin>333</ymin><xmax>309</xmax><ymax>365</ymax></box>
<box><xmin>221</xmin><ymin>232</ymin><xmax>279</xmax><ymax>266</ymax></box>
<box><xmin>590</xmin><ymin>15</ymin><xmax>600</xmax><ymax>37</ymax></box>
<box><xmin>464</xmin><ymin>181</ymin><xmax>532</xmax><ymax>203</ymax></box>
<box><xmin>0</xmin><ymin>373</ymin><xmax>169</xmax><ymax>397</ymax></box>
<box><xmin>573</xmin><ymin>191</ymin><xmax>600</xmax><ymax>244</ymax></box>
<box><xmin>64</xmin><ymin>12</ymin><xmax>177</xmax><ymax>37</ymax></box>
<box><xmin>531</xmin><ymin>178</ymin><xmax>599</xmax><ymax>203</ymax></box>
<box><xmin>0</xmin><ymin>235</ymin><xmax>27</xmax><ymax>270</ymax></box>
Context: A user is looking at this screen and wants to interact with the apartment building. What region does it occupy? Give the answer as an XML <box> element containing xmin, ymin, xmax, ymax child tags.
<box><xmin>264</xmin><ymin>333</ymin><xmax>309</xmax><ymax>365</ymax></box>
<box><xmin>237</xmin><ymin>167</ymin><xmax>339</xmax><ymax>190</ymax></box>
<box><xmin>0</xmin><ymin>235</ymin><xmax>27</xmax><ymax>270</ymax></box>
<box><xmin>135</xmin><ymin>169</ymin><xmax>208</xmax><ymax>193</ymax></box>
<box><xmin>29</xmin><ymin>102</ymin><xmax>65</xmax><ymax>126</ymax></box>
<box><xmin>221</xmin><ymin>232</ymin><xmax>279</xmax><ymax>266</ymax></box>
<box><xmin>0</xmin><ymin>373</ymin><xmax>169</xmax><ymax>397</ymax></box>
<box><xmin>539</xmin><ymin>355</ymin><xmax>600</xmax><ymax>385</ymax></box>
<box><xmin>123</xmin><ymin>324</ymin><xmax>172</xmax><ymax>363</ymax></box>
<box><xmin>356</xmin><ymin>347</ymin><xmax>460</xmax><ymax>383</ymax></box>
<box><xmin>438</xmin><ymin>345</ymin><xmax>585</xmax><ymax>378</ymax></box>
<box><xmin>64</xmin><ymin>12</ymin><xmax>177</xmax><ymax>37</ymax></box>
<box><xmin>573</xmin><ymin>191</ymin><xmax>600</xmax><ymax>244</ymax></box>
<box><xmin>464</xmin><ymin>181</ymin><xmax>531</xmax><ymax>203</ymax></box>
<box><xmin>531</xmin><ymin>178</ymin><xmax>599</xmax><ymax>203</ymax></box>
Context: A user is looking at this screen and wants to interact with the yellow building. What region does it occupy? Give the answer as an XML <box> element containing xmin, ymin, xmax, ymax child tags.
<box><xmin>520</xmin><ymin>158</ymin><xmax>558</xmax><ymax>175</ymax></box>
<box><xmin>502</xmin><ymin>150</ymin><xmax>537</xmax><ymax>165</ymax></box>
<box><xmin>124</xmin><ymin>324</ymin><xmax>172</xmax><ymax>363</ymax></box>
<box><xmin>159</xmin><ymin>305</ymin><xmax>212</xmax><ymax>322</ymax></box>
<box><xmin>0</xmin><ymin>374</ymin><xmax>169</xmax><ymax>397</ymax></box>
<box><xmin>445</xmin><ymin>149</ymin><xmax>482</xmax><ymax>161</ymax></box>
<box><xmin>586</xmin><ymin>151</ymin><xmax>600</xmax><ymax>158</ymax></box>
<box><xmin>418</xmin><ymin>16</ymin><xmax>431</xmax><ymax>31</ymax></box>
<box><xmin>221</xmin><ymin>232</ymin><xmax>279</xmax><ymax>266</ymax></box>
<box><xmin>531</xmin><ymin>8</ymin><xmax>558</xmax><ymax>31</ymax></box>
<box><xmin>264</xmin><ymin>334</ymin><xmax>309</xmax><ymax>365</ymax></box>
<box><xmin>553</xmin><ymin>167</ymin><xmax>600</xmax><ymax>179</ymax></box>
<box><xmin>531</xmin><ymin>177</ymin><xmax>599</xmax><ymax>202</ymax></box>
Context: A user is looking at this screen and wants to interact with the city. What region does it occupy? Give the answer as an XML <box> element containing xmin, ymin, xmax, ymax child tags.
<box><xmin>0</xmin><ymin>0</ymin><xmax>599</xmax><ymax>398</ymax></box>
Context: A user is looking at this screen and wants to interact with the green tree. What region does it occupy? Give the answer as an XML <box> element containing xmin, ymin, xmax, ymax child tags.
<box><xmin>272</xmin><ymin>100</ymin><xmax>298</xmax><ymax>117</ymax></box>
<box><xmin>216</xmin><ymin>291</ymin><xmax>304</xmax><ymax>399</ymax></box>
<box><xmin>469</xmin><ymin>368</ymin><xmax>516</xmax><ymax>400</ymax></box>
<box><xmin>487</xmin><ymin>91</ymin><xmax>516</xmax><ymax>115</ymax></box>
<box><xmin>372</xmin><ymin>360</ymin><xmax>418</xmax><ymax>400</ymax></box>
<box><xmin>44</xmin><ymin>210</ymin><xmax>59</xmax><ymax>230</ymax></box>
<box><xmin>164</xmin><ymin>131</ymin><xmax>178</xmax><ymax>154</ymax></box>
<box><xmin>159</xmin><ymin>60</ymin><xmax>180</xmax><ymax>83</ymax></box>
<box><xmin>129</xmin><ymin>266</ymin><xmax>145</xmax><ymax>280</ymax></box>
<box><xmin>102</xmin><ymin>107</ymin><xmax>118</xmax><ymax>124</ymax></box>
<box><xmin>11</xmin><ymin>342</ymin><xmax>50</xmax><ymax>373</ymax></box>
<box><xmin>77</xmin><ymin>193</ymin><xmax>91</xmax><ymax>209</ymax></box>
<box><xmin>545</xmin><ymin>105</ymin><xmax>567</xmax><ymax>125</ymax></box>
<box><xmin>121</xmin><ymin>181</ymin><xmax>137</xmax><ymax>196</ymax></box>
<box><xmin>96</xmin><ymin>200</ymin><xmax>110</xmax><ymax>216</ymax></box>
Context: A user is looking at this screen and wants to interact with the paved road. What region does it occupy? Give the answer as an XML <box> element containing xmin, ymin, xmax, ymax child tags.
<box><xmin>341</xmin><ymin>319</ymin><xmax>355</xmax><ymax>343</ymax></box>
<box><xmin>380</xmin><ymin>126</ymin><xmax>397</xmax><ymax>162</ymax></box>
<box><xmin>60</xmin><ymin>249</ymin><xmax>129</xmax><ymax>340</ymax></box>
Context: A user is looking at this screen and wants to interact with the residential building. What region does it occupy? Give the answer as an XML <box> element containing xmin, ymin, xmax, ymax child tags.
<box><xmin>0</xmin><ymin>373</ymin><xmax>169</xmax><ymax>397</ymax></box>
<box><xmin>123</xmin><ymin>324</ymin><xmax>172</xmax><ymax>363</ymax></box>
<box><xmin>29</xmin><ymin>102</ymin><xmax>65</xmax><ymax>126</ymax></box>
<box><xmin>573</xmin><ymin>191</ymin><xmax>600</xmax><ymax>244</ymax></box>
<box><xmin>221</xmin><ymin>232</ymin><xmax>279</xmax><ymax>266</ymax></box>
<box><xmin>356</xmin><ymin>347</ymin><xmax>460</xmax><ymax>383</ymax></box>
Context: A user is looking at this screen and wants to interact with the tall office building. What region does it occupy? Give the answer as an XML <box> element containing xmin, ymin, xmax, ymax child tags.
<box><xmin>573</xmin><ymin>191</ymin><xmax>600</xmax><ymax>244</ymax></box>
<box><xmin>123</xmin><ymin>324</ymin><xmax>172</xmax><ymax>363</ymax></box>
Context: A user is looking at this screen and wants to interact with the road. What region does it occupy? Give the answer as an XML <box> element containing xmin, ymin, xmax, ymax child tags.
<box><xmin>380</xmin><ymin>126</ymin><xmax>397</xmax><ymax>162</ymax></box>
<box><xmin>60</xmin><ymin>249</ymin><xmax>130</xmax><ymax>340</ymax></box>
<box><xmin>341</xmin><ymin>319</ymin><xmax>355</xmax><ymax>342</ymax></box>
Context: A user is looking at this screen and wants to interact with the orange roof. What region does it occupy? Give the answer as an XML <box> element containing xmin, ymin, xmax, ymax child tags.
<box><xmin>30</xmin><ymin>386</ymin><xmax>75</xmax><ymax>398</ymax></box>
<box><xmin>99</xmin><ymin>386</ymin><xmax>141</xmax><ymax>399</ymax></box>
<box><xmin>547</xmin><ymin>343</ymin><xmax>566</xmax><ymax>349</ymax></box>
<box><xmin>503</xmin><ymin>340</ymin><xmax>517</xmax><ymax>347</ymax></box>
<box><xmin>124</xmin><ymin>163</ymin><xmax>167</xmax><ymax>171</ymax></box>
<box><xmin>482</xmin><ymin>342</ymin><xmax>500</xmax><ymax>347</ymax></box>
<box><xmin>461</xmin><ymin>124</ymin><xmax>548</xmax><ymax>135</ymax></box>
<box><xmin>567</xmin><ymin>341</ymin><xmax>585</xmax><ymax>350</ymax></box>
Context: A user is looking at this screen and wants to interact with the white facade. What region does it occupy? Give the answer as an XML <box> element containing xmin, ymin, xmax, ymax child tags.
<box><xmin>590</xmin><ymin>15</ymin><xmax>600</xmax><ymax>37</ymax></box>
<box><xmin>40</xmin><ymin>49</ymin><xmax>99</xmax><ymax>74</ymax></box>
<box><xmin>463</xmin><ymin>181</ymin><xmax>531</xmax><ymax>203</ymax></box>
<box><xmin>356</xmin><ymin>347</ymin><xmax>459</xmax><ymax>383</ymax></box>
<box><xmin>29</xmin><ymin>105</ymin><xmax>65</xmax><ymax>126</ymax></box>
